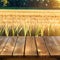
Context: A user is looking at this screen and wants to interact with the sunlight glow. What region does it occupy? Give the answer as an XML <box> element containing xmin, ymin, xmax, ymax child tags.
<box><xmin>57</xmin><ymin>0</ymin><xmax>60</xmax><ymax>2</ymax></box>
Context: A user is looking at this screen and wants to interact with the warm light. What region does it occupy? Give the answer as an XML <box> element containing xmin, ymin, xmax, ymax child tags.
<box><xmin>0</xmin><ymin>10</ymin><xmax>60</xmax><ymax>36</ymax></box>
<box><xmin>57</xmin><ymin>0</ymin><xmax>60</xmax><ymax>2</ymax></box>
<box><xmin>56</xmin><ymin>0</ymin><xmax>60</xmax><ymax>3</ymax></box>
<box><xmin>38</xmin><ymin>49</ymin><xmax>41</xmax><ymax>52</ymax></box>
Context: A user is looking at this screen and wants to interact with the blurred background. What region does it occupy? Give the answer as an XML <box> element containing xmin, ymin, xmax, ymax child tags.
<box><xmin>0</xmin><ymin>10</ymin><xmax>60</xmax><ymax>36</ymax></box>
<box><xmin>0</xmin><ymin>0</ymin><xmax>60</xmax><ymax>8</ymax></box>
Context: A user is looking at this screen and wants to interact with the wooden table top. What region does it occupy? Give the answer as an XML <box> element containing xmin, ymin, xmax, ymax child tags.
<box><xmin>0</xmin><ymin>36</ymin><xmax>60</xmax><ymax>56</ymax></box>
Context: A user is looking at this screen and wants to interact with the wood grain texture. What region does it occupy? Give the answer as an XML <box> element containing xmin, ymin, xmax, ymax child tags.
<box><xmin>36</xmin><ymin>37</ymin><xmax>49</xmax><ymax>56</ymax></box>
<box><xmin>0</xmin><ymin>37</ymin><xmax>9</xmax><ymax>54</ymax></box>
<box><xmin>25</xmin><ymin>36</ymin><xmax>37</xmax><ymax>56</ymax></box>
<box><xmin>1</xmin><ymin>37</ymin><xmax>17</xmax><ymax>56</ymax></box>
<box><xmin>13</xmin><ymin>36</ymin><xmax>25</xmax><ymax>56</ymax></box>
<box><xmin>0</xmin><ymin>36</ymin><xmax>60</xmax><ymax>56</ymax></box>
<box><xmin>54</xmin><ymin>36</ymin><xmax>60</xmax><ymax>45</ymax></box>
<box><xmin>44</xmin><ymin>36</ymin><xmax>60</xmax><ymax>56</ymax></box>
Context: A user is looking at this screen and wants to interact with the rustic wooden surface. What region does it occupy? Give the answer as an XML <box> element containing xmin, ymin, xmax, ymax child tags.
<box><xmin>1</xmin><ymin>37</ymin><xmax>17</xmax><ymax>55</ymax></box>
<box><xmin>25</xmin><ymin>36</ymin><xmax>37</xmax><ymax>56</ymax></box>
<box><xmin>43</xmin><ymin>36</ymin><xmax>60</xmax><ymax>56</ymax></box>
<box><xmin>35</xmin><ymin>37</ymin><xmax>49</xmax><ymax>56</ymax></box>
<box><xmin>13</xmin><ymin>36</ymin><xmax>25</xmax><ymax>56</ymax></box>
<box><xmin>0</xmin><ymin>37</ymin><xmax>9</xmax><ymax>54</ymax></box>
<box><xmin>0</xmin><ymin>36</ymin><xmax>60</xmax><ymax>56</ymax></box>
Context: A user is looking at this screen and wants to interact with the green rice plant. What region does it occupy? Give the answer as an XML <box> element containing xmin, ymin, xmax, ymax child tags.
<box><xmin>11</xmin><ymin>27</ymin><xmax>18</xmax><ymax>36</ymax></box>
<box><xmin>23</xmin><ymin>25</ymin><xmax>29</xmax><ymax>36</ymax></box>
<box><xmin>31</xmin><ymin>28</ymin><xmax>35</xmax><ymax>36</ymax></box>
<box><xmin>35</xmin><ymin>25</ymin><xmax>41</xmax><ymax>37</ymax></box>
<box><xmin>52</xmin><ymin>24</ymin><xmax>57</xmax><ymax>36</ymax></box>
<box><xmin>41</xmin><ymin>26</ymin><xmax>44</xmax><ymax>36</ymax></box>
<box><xmin>48</xmin><ymin>24</ymin><xmax>51</xmax><ymax>36</ymax></box>
<box><xmin>11</xmin><ymin>27</ymin><xmax>15</xmax><ymax>36</ymax></box>
<box><xmin>8</xmin><ymin>27</ymin><xmax>17</xmax><ymax>36</ymax></box>
<box><xmin>24</xmin><ymin>27</ymin><xmax>28</xmax><ymax>36</ymax></box>
<box><xmin>0</xmin><ymin>27</ymin><xmax>4</xmax><ymax>36</ymax></box>
<box><xmin>0</xmin><ymin>23</ymin><xmax>58</xmax><ymax>36</ymax></box>
<box><xmin>16</xmin><ymin>26</ymin><xmax>22</xmax><ymax>36</ymax></box>
<box><xmin>56</xmin><ymin>25</ymin><xmax>60</xmax><ymax>36</ymax></box>
<box><xmin>4</xmin><ymin>26</ymin><xmax>9</xmax><ymax>37</ymax></box>
<box><xmin>29</xmin><ymin>27</ymin><xmax>32</xmax><ymax>36</ymax></box>
<box><xmin>48</xmin><ymin>24</ymin><xmax>54</xmax><ymax>36</ymax></box>
<box><xmin>9</xmin><ymin>26</ymin><xmax>23</xmax><ymax>36</ymax></box>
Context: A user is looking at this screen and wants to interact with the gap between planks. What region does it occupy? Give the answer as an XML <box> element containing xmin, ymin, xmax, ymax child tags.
<box><xmin>1</xmin><ymin>37</ymin><xmax>17</xmax><ymax>56</ymax></box>
<box><xmin>43</xmin><ymin>36</ymin><xmax>60</xmax><ymax>56</ymax></box>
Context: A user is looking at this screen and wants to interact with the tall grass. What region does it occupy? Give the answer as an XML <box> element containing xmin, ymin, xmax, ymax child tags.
<box><xmin>16</xmin><ymin>27</ymin><xmax>22</xmax><ymax>36</ymax></box>
<box><xmin>41</xmin><ymin>26</ymin><xmax>44</xmax><ymax>36</ymax></box>
<box><xmin>0</xmin><ymin>24</ymin><xmax>60</xmax><ymax>36</ymax></box>
<box><xmin>11</xmin><ymin>27</ymin><xmax>15</xmax><ymax>36</ymax></box>
<box><xmin>23</xmin><ymin>25</ymin><xmax>29</xmax><ymax>36</ymax></box>
<box><xmin>48</xmin><ymin>24</ymin><xmax>51</xmax><ymax>36</ymax></box>
<box><xmin>29</xmin><ymin>26</ymin><xmax>32</xmax><ymax>36</ymax></box>
<box><xmin>0</xmin><ymin>27</ymin><xmax>4</xmax><ymax>36</ymax></box>
<box><xmin>35</xmin><ymin>25</ymin><xmax>41</xmax><ymax>37</ymax></box>
<box><xmin>4</xmin><ymin>24</ymin><xmax>9</xmax><ymax>37</ymax></box>
<box><xmin>11</xmin><ymin>26</ymin><xmax>23</xmax><ymax>36</ymax></box>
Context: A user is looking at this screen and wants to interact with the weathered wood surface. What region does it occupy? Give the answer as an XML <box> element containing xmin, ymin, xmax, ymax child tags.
<box><xmin>44</xmin><ymin>36</ymin><xmax>60</xmax><ymax>56</ymax></box>
<box><xmin>1</xmin><ymin>37</ymin><xmax>17</xmax><ymax>55</ymax></box>
<box><xmin>0</xmin><ymin>37</ymin><xmax>9</xmax><ymax>54</ymax></box>
<box><xmin>0</xmin><ymin>36</ymin><xmax>60</xmax><ymax>56</ymax></box>
<box><xmin>25</xmin><ymin>36</ymin><xmax>37</xmax><ymax>56</ymax></box>
<box><xmin>13</xmin><ymin>36</ymin><xmax>25</xmax><ymax>56</ymax></box>
<box><xmin>35</xmin><ymin>37</ymin><xmax>49</xmax><ymax>56</ymax></box>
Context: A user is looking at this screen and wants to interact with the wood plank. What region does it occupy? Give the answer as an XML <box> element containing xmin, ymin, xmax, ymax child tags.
<box><xmin>0</xmin><ymin>37</ymin><xmax>9</xmax><ymax>54</ymax></box>
<box><xmin>1</xmin><ymin>37</ymin><xmax>17</xmax><ymax>56</ymax></box>
<box><xmin>25</xmin><ymin>36</ymin><xmax>37</xmax><ymax>56</ymax></box>
<box><xmin>36</xmin><ymin>37</ymin><xmax>49</xmax><ymax>56</ymax></box>
<box><xmin>44</xmin><ymin>36</ymin><xmax>57</xmax><ymax>46</ymax></box>
<box><xmin>13</xmin><ymin>36</ymin><xmax>25</xmax><ymax>56</ymax></box>
<box><xmin>44</xmin><ymin>36</ymin><xmax>60</xmax><ymax>56</ymax></box>
<box><xmin>47</xmin><ymin>36</ymin><xmax>60</xmax><ymax>46</ymax></box>
<box><xmin>54</xmin><ymin>36</ymin><xmax>60</xmax><ymax>45</ymax></box>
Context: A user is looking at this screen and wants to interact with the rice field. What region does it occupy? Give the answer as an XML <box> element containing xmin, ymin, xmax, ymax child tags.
<box><xmin>0</xmin><ymin>23</ymin><xmax>60</xmax><ymax>36</ymax></box>
<box><xmin>0</xmin><ymin>10</ymin><xmax>60</xmax><ymax>36</ymax></box>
